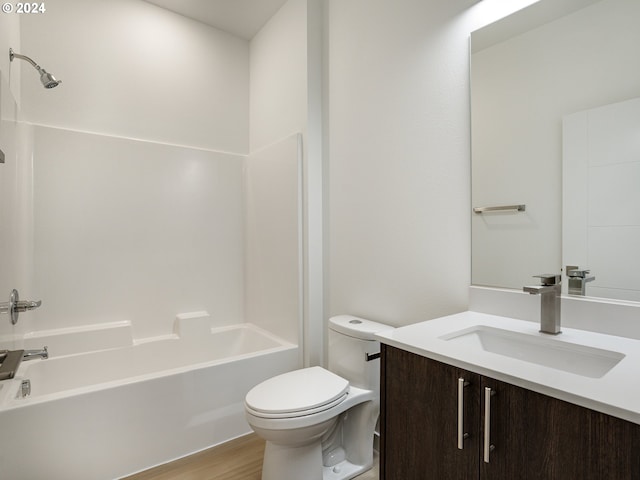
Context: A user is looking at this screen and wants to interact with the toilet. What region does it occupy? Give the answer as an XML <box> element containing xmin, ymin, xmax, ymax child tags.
<box><xmin>244</xmin><ymin>315</ymin><xmax>393</xmax><ymax>480</ymax></box>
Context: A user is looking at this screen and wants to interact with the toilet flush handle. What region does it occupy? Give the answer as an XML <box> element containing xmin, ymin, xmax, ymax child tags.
<box><xmin>365</xmin><ymin>352</ymin><xmax>381</xmax><ymax>362</ymax></box>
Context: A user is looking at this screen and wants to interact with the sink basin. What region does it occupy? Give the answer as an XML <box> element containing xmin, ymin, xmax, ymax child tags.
<box><xmin>440</xmin><ymin>326</ymin><xmax>625</xmax><ymax>378</ymax></box>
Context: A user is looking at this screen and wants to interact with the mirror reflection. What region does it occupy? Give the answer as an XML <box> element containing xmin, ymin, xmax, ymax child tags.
<box><xmin>471</xmin><ymin>0</ymin><xmax>640</xmax><ymax>301</ymax></box>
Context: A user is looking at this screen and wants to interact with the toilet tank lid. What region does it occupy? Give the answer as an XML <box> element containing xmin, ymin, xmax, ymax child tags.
<box><xmin>329</xmin><ymin>315</ymin><xmax>394</xmax><ymax>341</ymax></box>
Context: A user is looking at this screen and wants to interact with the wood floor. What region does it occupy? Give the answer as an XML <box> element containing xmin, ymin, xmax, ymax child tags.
<box><xmin>123</xmin><ymin>434</ymin><xmax>379</xmax><ymax>480</ymax></box>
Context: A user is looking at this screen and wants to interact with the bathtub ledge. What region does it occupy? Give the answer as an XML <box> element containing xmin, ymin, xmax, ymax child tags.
<box><xmin>22</xmin><ymin>320</ymin><xmax>134</xmax><ymax>357</ymax></box>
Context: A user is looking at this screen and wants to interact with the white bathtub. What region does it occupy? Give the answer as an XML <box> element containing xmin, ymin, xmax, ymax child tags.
<box><xmin>0</xmin><ymin>320</ymin><xmax>298</xmax><ymax>480</ymax></box>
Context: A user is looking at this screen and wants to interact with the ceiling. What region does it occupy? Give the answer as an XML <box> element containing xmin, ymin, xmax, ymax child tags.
<box><xmin>143</xmin><ymin>0</ymin><xmax>289</xmax><ymax>40</ymax></box>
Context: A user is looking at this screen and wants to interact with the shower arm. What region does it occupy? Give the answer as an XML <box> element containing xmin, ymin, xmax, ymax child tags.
<box><xmin>9</xmin><ymin>48</ymin><xmax>41</xmax><ymax>70</ymax></box>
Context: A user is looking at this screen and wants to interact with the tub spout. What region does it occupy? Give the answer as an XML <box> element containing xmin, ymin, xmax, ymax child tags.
<box><xmin>23</xmin><ymin>346</ymin><xmax>48</xmax><ymax>361</ymax></box>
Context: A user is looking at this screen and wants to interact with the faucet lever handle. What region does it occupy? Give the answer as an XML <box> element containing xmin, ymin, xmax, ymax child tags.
<box><xmin>567</xmin><ymin>268</ymin><xmax>591</xmax><ymax>278</ymax></box>
<box><xmin>0</xmin><ymin>289</ymin><xmax>42</xmax><ymax>325</ymax></box>
<box><xmin>14</xmin><ymin>299</ymin><xmax>42</xmax><ymax>313</ymax></box>
<box><xmin>533</xmin><ymin>274</ymin><xmax>561</xmax><ymax>286</ymax></box>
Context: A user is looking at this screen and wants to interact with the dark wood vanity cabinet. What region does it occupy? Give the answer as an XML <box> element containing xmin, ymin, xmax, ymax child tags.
<box><xmin>380</xmin><ymin>344</ymin><xmax>480</xmax><ymax>479</ymax></box>
<box><xmin>380</xmin><ymin>344</ymin><xmax>640</xmax><ymax>480</ymax></box>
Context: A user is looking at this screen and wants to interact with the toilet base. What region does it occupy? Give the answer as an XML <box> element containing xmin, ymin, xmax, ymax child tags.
<box><xmin>322</xmin><ymin>458</ymin><xmax>373</xmax><ymax>480</ymax></box>
<box><xmin>261</xmin><ymin>440</ymin><xmax>373</xmax><ymax>480</ymax></box>
<box><xmin>262</xmin><ymin>440</ymin><xmax>323</xmax><ymax>480</ymax></box>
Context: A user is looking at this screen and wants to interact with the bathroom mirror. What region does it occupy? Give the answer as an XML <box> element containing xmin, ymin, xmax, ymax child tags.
<box><xmin>470</xmin><ymin>0</ymin><xmax>640</xmax><ymax>301</ymax></box>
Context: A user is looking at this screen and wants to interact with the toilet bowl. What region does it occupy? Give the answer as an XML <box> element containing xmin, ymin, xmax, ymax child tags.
<box><xmin>244</xmin><ymin>315</ymin><xmax>393</xmax><ymax>480</ymax></box>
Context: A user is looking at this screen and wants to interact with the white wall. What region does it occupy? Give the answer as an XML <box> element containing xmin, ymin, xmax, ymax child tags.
<box><xmin>1</xmin><ymin>9</ymin><xmax>21</xmax><ymax>104</ymax></box>
<box><xmin>20</xmin><ymin>0</ymin><xmax>249</xmax><ymax>153</ymax></box>
<box><xmin>0</xmin><ymin>78</ymin><xmax>21</xmax><ymax>339</ymax></box>
<box><xmin>327</xmin><ymin>0</ymin><xmax>479</xmax><ymax>327</ymax></box>
<box><xmin>0</xmin><ymin>12</ymin><xmax>24</xmax><ymax>341</ymax></box>
<box><xmin>250</xmin><ymin>0</ymin><xmax>307</xmax><ymax>152</ymax></box>
<box><xmin>249</xmin><ymin>0</ymin><xmax>325</xmax><ymax>365</ymax></box>
<box><xmin>5</xmin><ymin>0</ymin><xmax>543</xmax><ymax>348</ymax></box>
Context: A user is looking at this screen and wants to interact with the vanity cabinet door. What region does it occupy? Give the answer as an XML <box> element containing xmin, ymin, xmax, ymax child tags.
<box><xmin>480</xmin><ymin>376</ymin><xmax>640</xmax><ymax>480</ymax></box>
<box><xmin>381</xmin><ymin>345</ymin><xmax>480</xmax><ymax>480</ymax></box>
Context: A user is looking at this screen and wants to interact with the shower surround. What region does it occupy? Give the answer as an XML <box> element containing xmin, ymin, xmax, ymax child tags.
<box><xmin>19</xmin><ymin>125</ymin><xmax>301</xmax><ymax>344</ymax></box>
<box><xmin>0</xmin><ymin>124</ymin><xmax>302</xmax><ymax>478</ymax></box>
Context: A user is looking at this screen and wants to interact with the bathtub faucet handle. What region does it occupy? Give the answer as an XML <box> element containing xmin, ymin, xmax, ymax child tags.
<box><xmin>0</xmin><ymin>289</ymin><xmax>42</xmax><ymax>325</ymax></box>
<box><xmin>15</xmin><ymin>299</ymin><xmax>42</xmax><ymax>312</ymax></box>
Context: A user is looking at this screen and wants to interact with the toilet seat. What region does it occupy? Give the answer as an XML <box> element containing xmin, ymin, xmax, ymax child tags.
<box><xmin>245</xmin><ymin>366</ymin><xmax>349</xmax><ymax>419</ymax></box>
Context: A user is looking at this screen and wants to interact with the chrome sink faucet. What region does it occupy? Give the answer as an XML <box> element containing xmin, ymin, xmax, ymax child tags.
<box><xmin>523</xmin><ymin>274</ymin><xmax>561</xmax><ymax>335</ymax></box>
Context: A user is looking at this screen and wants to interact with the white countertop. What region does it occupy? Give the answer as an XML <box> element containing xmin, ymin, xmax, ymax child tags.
<box><xmin>376</xmin><ymin>311</ymin><xmax>640</xmax><ymax>425</ymax></box>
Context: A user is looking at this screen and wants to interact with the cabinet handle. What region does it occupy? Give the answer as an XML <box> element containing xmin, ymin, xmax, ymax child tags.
<box><xmin>483</xmin><ymin>387</ymin><xmax>496</xmax><ymax>463</ymax></box>
<box><xmin>457</xmin><ymin>378</ymin><xmax>470</xmax><ymax>449</ymax></box>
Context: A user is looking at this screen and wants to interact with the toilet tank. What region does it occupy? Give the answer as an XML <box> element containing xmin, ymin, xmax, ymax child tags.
<box><xmin>328</xmin><ymin>315</ymin><xmax>394</xmax><ymax>390</ymax></box>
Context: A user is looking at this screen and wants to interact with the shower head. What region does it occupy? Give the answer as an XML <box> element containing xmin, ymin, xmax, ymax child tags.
<box><xmin>9</xmin><ymin>48</ymin><xmax>62</xmax><ymax>89</ymax></box>
<box><xmin>38</xmin><ymin>69</ymin><xmax>60</xmax><ymax>89</ymax></box>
